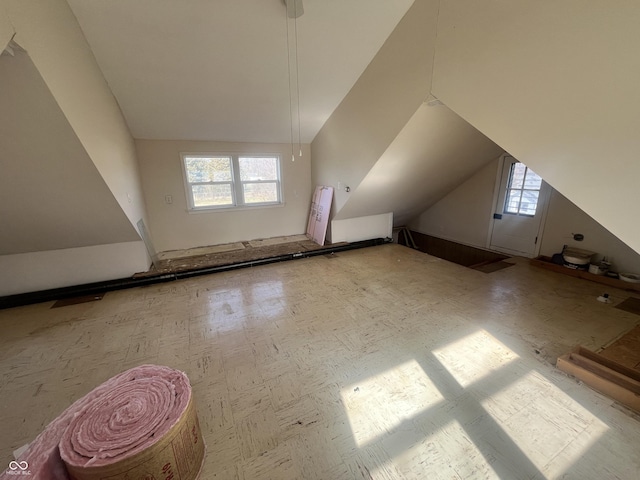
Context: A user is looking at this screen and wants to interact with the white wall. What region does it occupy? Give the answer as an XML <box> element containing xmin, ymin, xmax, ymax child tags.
<box><xmin>136</xmin><ymin>140</ymin><xmax>312</xmax><ymax>252</ymax></box>
<box><xmin>432</xmin><ymin>0</ymin><xmax>640</xmax><ymax>255</ymax></box>
<box><xmin>311</xmin><ymin>0</ymin><xmax>439</xmax><ymax>217</ymax></box>
<box><xmin>410</xmin><ymin>157</ymin><xmax>500</xmax><ymax>249</ymax></box>
<box><xmin>411</xmin><ymin>157</ymin><xmax>640</xmax><ymax>274</ymax></box>
<box><xmin>0</xmin><ymin>242</ymin><xmax>149</xmax><ymax>297</ymax></box>
<box><xmin>2</xmin><ymin>0</ymin><xmax>148</xmax><ymax>232</ymax></box>
<box><xmin>330</xmin><ymin>213</ymin><xmax>393</xmax><ymax>244</ymax></box>
<box><xmin>540</xmin><ymin>191</ymin><xmax>640</xmax><ymax>274</ymax></box>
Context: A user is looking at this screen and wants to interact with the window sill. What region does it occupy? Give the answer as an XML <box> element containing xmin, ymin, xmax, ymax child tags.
<box><xmin>187</xmin><ymin>202</ymin><xmax>285</xmax><ymax>214</ymax></box>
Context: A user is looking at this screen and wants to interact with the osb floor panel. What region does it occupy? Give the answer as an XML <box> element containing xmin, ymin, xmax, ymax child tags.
<box><xmin>599</xmin><ymin>324</ymin><xmax>640</xmax><ymax>371</ymax></box>
<box><xmin>1</xmin><ymin>244</ymin><xmax>640</xmax><ymax>479</ymax></box>
<box><xmin>136</xmin><ymin>235</ymin><xmax>332</xmax><ymax>277</ymax></box>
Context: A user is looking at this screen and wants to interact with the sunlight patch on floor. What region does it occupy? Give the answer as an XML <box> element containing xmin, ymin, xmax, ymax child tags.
<box><xmin>341</xmin><ymin>360</ymin><xmax>444</xmax><ymax>447</ymax></box>
<box><xmin>433</xmin><ymin>329</ymin><xmax>519</xmax><ymax>387</ymax></box>
<box><xmin>372</xmin><ymin>419</ymin><xmax>500</xmax><ymax>479</ymax></box>
<box><xmin>481</xmin><ymin>371</ymin><xmax>609</xmax><ymax>477</ymax></box>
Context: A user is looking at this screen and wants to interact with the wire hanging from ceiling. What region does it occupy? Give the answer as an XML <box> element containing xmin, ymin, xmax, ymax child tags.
<box><xmin>285</xmin><ymin>0</ymin><xmax>303</xmax><ymax>161</ymax></box>
<box><xmin>285</xmin><ymin>9</ymin><xmax>295</xmax><ymax>162</ymax></box>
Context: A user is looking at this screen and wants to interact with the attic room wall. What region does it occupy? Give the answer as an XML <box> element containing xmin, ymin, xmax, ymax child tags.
<box><xmin>2</xmin><ymin>0</ymin><xmax>147</xmax><ymax>235</ymax></box>
<box><xmin>410</xmin><ymin>158</ymin><xmax>640</xmax><ymax>274</ymax></box>
<box><xmin>0</xmin><ymin>0</ymin><xmax>151</xmax><ymax>296</ymax></box>
<box><xmin>135</xmin><ymin>140</ymin><xmax>311</xmax><ymax>253</ymax></box>
<box><xmin>431</xmin><ymin>0</ymin><xmax>640</xmax><ymax>256</ymax></box>
<box><xmin>0</xmin><ymin>242</ymin><xmax>148</xmax><ymax>297</ymax></box>
<box><xmin>409</xmin><ymin>157</ymin><xmax>500</xmax><ymax>248</ymax></box>
<box><xmin>0</xmin><ymin>49</ymin><xmax>150</xmax><ymax>297</ymax></box>
<box><xmin>310</xmin><ymin>0</ymin><xmax>439</xmax><ymax>219</ymax></box>
<box><xmin>540</xmin><ymin>191</ymin><xmax>640</xmax><ymax>274</ymax></box>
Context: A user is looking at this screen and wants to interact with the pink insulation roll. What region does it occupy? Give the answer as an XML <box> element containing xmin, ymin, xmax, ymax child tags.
<box><xmin>1</xmin><ymin>365</ymin><xmax>205</xmax><ymax>480</ymax></box>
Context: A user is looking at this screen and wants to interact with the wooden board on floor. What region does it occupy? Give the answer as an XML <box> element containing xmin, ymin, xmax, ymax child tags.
<box><xmin>51</xmin><ymin>293</ymin><xmax>104</xmax><ymax>309</ymax></box>
<box><xmin>531</xmin><ymin>256</ymin><xmax>640</xmax><ymax>293</ymax></box>
<box><xmin>557</xmin><ymin>346</ymin><xmax>640</xmax><ymax>412</ymax></box>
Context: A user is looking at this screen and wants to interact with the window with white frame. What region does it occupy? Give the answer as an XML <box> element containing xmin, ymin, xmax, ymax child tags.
<box><xmin>181</xmin><ymin>154</ymin><xmax>282</xmax><ymax>211</ymax></box>
<box><xmin>503</xmin><ymin>162</ymin><xmax>542</xmax><ymax>216</ymax></box>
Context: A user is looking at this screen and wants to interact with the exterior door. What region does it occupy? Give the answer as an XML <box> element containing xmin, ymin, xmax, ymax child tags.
<box><xmin>489</xmin><ymin>156</ymin><xmax>550</xmax><ymax>257</ymax></box>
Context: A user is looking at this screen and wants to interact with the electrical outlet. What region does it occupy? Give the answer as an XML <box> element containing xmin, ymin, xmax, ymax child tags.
<box><xmin>165</xmin><ymin>195</ymin><xmax>173</xmax><ymax>204</ymax></box>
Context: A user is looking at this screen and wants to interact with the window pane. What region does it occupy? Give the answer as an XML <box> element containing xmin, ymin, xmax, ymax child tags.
<box><xmin>239</xmin><ymin>157</ymin><xmax>278</xmax><ymax>181</ymax></box>
<box><xmin>524</xmin><ymin>168</ymin><xmax>542</xmax><ymax>190</ymax></box>
<box><xmin>243</xmin><ymin>182</ymin><xmax>278</xmax><ymax>204</ymax></box>
<box><xmin>192</xmin><ymin>184</ymin><xmax>233</xmax><ymax>207</ymax></box>
<box><xmin>505</xmin><ymin>189</ymin><xmax>522</xmax><ymax>214</ymax></box>
<box><xmin>509</xmin><ymin>163</ymin><xmax>526</xmax><ymax>189</ymax></box>
<box><xmin>185</xmin><ymin>156</ymin><xmax>232</xmax><ymax>182</ymax></box>
<box><xmin>519</xmin><ymin>190</ymin><xmax>539</xmax><ymax>215</ymax></box>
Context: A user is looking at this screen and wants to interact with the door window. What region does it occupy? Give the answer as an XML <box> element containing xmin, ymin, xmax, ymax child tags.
<box><xmin>504</xmin><ymin>162</ymin><xmax>542</xmax><ymax>216</ymax></box>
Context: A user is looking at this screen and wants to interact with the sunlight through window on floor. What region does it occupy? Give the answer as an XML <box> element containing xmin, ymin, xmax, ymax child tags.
<box><xmin>341</xmin><ymin>360</ymin><xmax>444</xmax><ymax>447</ymax></box>
<box><xmin>481</xmin><ymin>371</ymin><xmax>609</xmax><ymax>477</ymax></box>
<box><xmin>432</xmin><ymin>329</ymin><xmax>519</xmax><ymax>387</ymax></box>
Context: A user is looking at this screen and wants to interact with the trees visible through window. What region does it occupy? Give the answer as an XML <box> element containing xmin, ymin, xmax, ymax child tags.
<box><xmin>181</xmin><ymin>154</ymin><xmax>282</xmax><ymax>210</ymax></box>
<box><xmin>504</xmin><ymin>162</ymin><xmax>542</xmax><ymax>216</ymax></box>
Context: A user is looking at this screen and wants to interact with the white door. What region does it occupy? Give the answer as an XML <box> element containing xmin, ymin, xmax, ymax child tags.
<box><xmin>489</xmin><ymin>156</ymin><xmax>550</xmax><ymax>257</ymax></box>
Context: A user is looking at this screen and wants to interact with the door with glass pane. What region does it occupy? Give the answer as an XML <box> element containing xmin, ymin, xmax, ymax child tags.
<box><xmin>489</xmin><ymin>156</ymin><xmax>550</xmax><ymax>257</ymax></box>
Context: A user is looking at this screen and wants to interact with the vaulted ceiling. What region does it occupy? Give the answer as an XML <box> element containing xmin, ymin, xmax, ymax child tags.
<box><xmin>67</xmin><ymin>0</ymin><xmax>414</xmax><ymax>144</ymax></box>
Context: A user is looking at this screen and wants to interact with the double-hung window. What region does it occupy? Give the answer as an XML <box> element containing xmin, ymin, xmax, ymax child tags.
<box><xmin>181</xmin><ymin>154</ymin><xmax>282</xmax><ymax>211</ymax></box>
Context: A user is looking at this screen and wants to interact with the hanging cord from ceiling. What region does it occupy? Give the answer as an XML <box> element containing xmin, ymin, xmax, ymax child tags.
<box><xmin>284</xmin><ymin>0</ymin><xmax>303</xmax><ymax>161</ymax></box>
<box><xmin>294</xmin><ymin>6</ymin><xmax>302</xmax><ymax>158</ymax></box>
<box><xmin>285</xmin><ymin>7</ymin><xmax>295</xmax><ymax>161</ymax></box>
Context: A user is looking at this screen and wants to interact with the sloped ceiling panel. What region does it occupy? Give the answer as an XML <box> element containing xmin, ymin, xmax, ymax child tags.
<box><xmin>66</xmin><ymin>0</ymin><xmax>415</xmax><ymax>144</ymax></box>
<box><xmin>334</xmin><ymin>103</ymin><xmax>504</xmax><ymax>225</ymax></box>
<box><xmin>0</xmin><ymin>49</ymin><xmax>140</xmax><ymax>255</ymax></box>
<box><xmin>432</xmin><ymin>0</ymin><xmax>640</xmax><ymax>255</ymax></box>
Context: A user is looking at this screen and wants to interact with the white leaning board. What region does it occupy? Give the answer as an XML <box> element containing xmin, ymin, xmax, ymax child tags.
<box><xmin>306</xmin><ymin>186</ymin><xmax>334</xmax><ymax>246</ymax></box>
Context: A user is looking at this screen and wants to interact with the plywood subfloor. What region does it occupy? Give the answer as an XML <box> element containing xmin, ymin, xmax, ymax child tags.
<box><xmin>136</xmin><ymin>235</ymin><xmax>331</xmax><ymax>277</ymax></box>
<box><xmin>600</xmin><ymin>324</ymin><xmax>640</xmax><ymax>371</ymax></box>
<box><xmin>2</xmin><ymin>245</ymin><xmax>640</xmax><ymax>479</ymax></box>
<box><xmin>157</xmin><ymin>242</ymin><xmax>246</xmax><ymax>261</ymax></box>
<box><xmin>247</xmin><ymin>234</ymin><xmax>309</xmax><ymax>248</ymax></box>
